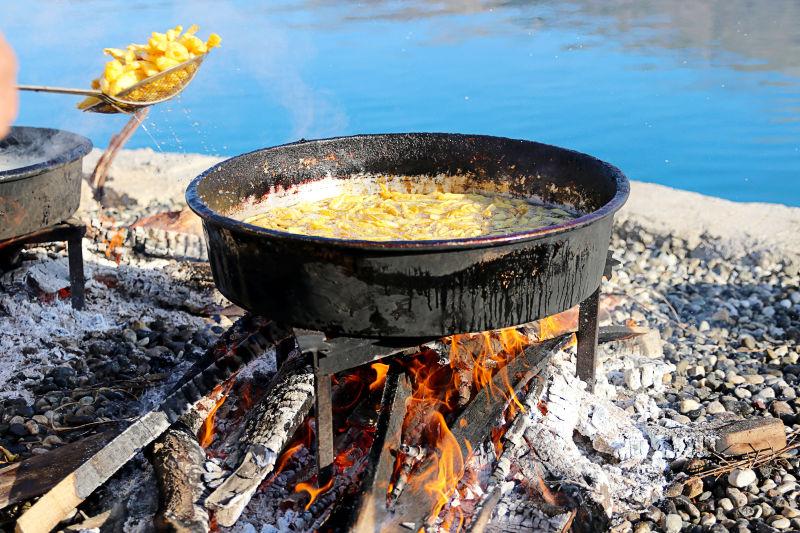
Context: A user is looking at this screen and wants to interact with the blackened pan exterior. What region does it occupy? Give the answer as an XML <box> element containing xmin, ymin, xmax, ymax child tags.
<box><xmin>187</xmin><ymin>133</ymin><xmax>629</xmax><ymax>338</ymax></box>
<box><xmin>0</xmin><ymin>127</ymin><xmax>92</xmax><ymax>241</ymax></box>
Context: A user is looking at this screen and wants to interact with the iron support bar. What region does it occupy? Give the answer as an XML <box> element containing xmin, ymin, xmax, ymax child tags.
<box><xmin>576</xmin><ymin>287</ymin><xmax>600</xmax><ymax>390</ymax></box>
<box><xmin>0</xmin><ymin>218</ymin><xmax>86</xmax><ymax>309</ymax></box>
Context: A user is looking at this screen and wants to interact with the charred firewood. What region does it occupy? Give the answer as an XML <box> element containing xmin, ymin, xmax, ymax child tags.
<box><xmin>151</xmin><ymin>422</ymin><xmax>209</xmax><ymax>533</ymax></box>
<box><xmin>468</xmin><ymin>362</ymin><xmax>554</xmax><ymax>532</ymax></box>
<box><xmin>323</xmin><ymin>366</ymin><xmax>412</xmax><ymax>533</ymax></box>
<box><xmin>204</xmin><ymin>351</ymin><xmax>314</xmax><ymax>526</ymax></box>
<box><xmin>149</xmin><ymin>377</ymin><xmax>231</xmax><ymax>533</ymax></box>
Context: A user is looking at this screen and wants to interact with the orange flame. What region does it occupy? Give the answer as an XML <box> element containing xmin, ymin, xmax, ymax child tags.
<box><xmin>412</xmin><ymin>412</ymin><xmax>466</xmax><ymax>521</ymax></box>
<box><xmin>273</xmin><ymin>418</ymin><xmax>314</xmax><ymax>476</ymax></box>
<box><xmin>295</xmin><ymin>476</ymin><xmax>334</xmax><ymax>510</ymax></box>
<box><xmin>369</xmin><ymin>363</ymin><xmax>390</xmax><ymax>392</ymax></box>
<box><xmin>198</xmin><ymin>379</ymin><xmax>235</xmax><ymax>448</ymax></box>
<box><xmin>274</xmin><ymin>442</ymin><xmax>304</xmax><ymax>476</ymax></box>
<box><xmin>396</xmin><ymin>324</ymin><xmax>575</xmax><ymax>526</ymax></box>
<box><xmin>538</xmin><ymin>307</ymin><xmax>578</xmax><ymax>340</ymax></box>
<box><xmin>491</xmin><ymin>426</ymin><xmax>505</xmax><ymax>458</ymax></box>
<box><xmin>448</xmin><ymin>327</ymin><xmax>530</xmax><ymax>411</ymax></box>
<box><xmin>104</xmin><ymin>230</ymin><xmax>126</xmax><ymax>264</ymax></box>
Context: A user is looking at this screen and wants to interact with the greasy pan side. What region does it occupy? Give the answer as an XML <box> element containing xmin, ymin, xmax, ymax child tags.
<box><xmin>0</xmin><ymin>127</ymin><xmax>93</xmax><ymax>241</ymax></box>
<box><xmin>187</xmin><ymin>133</ymin><xmax>629</xmax><ymax>338</ymax></box>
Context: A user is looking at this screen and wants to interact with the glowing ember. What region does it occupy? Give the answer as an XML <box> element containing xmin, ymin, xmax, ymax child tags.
<box><xmin>295</xmin><ymin>476</ymin><xmax>335</xmax><ymax>510</ymax></box>
<box><xmin>198</xmin><ymin>379</ymin><xmax>235</xmax><ymax>448</ymax></box>
<box><xmin>239</xmin><ymin>382</ymin><xmax>254</xmax><ymax>411</ymax></box>
<box><xmin>104</xmin><ymin>230</ymin><xmax>126</xmax><ymax>263</ymax></box>
<box><xmin>369</xmin><ymin>362</ymin><xmax>390</xmax><ymax>392</ymax></box>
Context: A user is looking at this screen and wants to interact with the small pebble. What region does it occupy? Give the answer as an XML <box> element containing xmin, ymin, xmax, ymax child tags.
<box><xmin>771</xmin><ymin>516</ymin><xmax>791</xmax><ymax>529</ymax></box>
<box><xmin>664</xmin><ymin>514</ymin><xmax>682</xmax><ymax>533</ymax></box>
<box><xmin>729</xmin><ymin>468</ymin><xmax>757</xmax><ymax>488</ymax></box>
<box><xmin>679</xmin><ymin>399</ymin><xmax>700</xmax><ymax>414</ymax></box>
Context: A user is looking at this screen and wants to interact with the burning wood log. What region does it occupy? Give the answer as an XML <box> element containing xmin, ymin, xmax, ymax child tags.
<box><xmin>151</xmin><ymin>422</ymin><xmax>209</xmax><ymax>533</ymax></box>
<box><xmin>204</xmin><ymin>351</ymin><xmax>314</xmax><ymax>527</ymax></box>
<box><xmin>468</xmin><ymin>359</ymin><xmax>554</xmax><ymax>532</ymax></box>
<box><xmin>14</xmin><ymin>316</ymin><xmax>283</xmax><ymax>533</ymax></box>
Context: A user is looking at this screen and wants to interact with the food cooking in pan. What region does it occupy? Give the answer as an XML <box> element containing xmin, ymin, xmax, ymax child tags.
<box><xmin>245</xmin><ymin>181</ymin><xmax>577</xmax><ymax>241</ymax></box>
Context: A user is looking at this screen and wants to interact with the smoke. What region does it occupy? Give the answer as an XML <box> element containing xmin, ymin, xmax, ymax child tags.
<box><xmin>172</xmin><ymin>2</ymin><xmax>348</xmax><ymax>141</ymax></box>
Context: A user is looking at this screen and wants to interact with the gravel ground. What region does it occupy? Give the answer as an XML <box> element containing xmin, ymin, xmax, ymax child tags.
<box><xmin>605</xmin><ymin>219</ymin><xmax>800</xmax><ymax>533</ymax></box>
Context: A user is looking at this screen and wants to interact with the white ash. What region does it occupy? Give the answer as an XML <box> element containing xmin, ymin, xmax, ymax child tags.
<box><xmin>0</xmin><ymin>247</ymin><xmax>211</xmax><ymax>402</ymax></box>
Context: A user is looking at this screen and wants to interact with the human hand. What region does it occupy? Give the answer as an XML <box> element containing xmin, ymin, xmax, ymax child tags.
<box><xmin>0</xmin><ymin>34</ymin><xmax>18</xmax><ymax>138</ymax></box>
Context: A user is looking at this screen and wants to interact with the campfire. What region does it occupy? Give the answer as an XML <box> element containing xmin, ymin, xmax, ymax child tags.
<box><xmin>13</xmin><ymin>308</ymin><xmax>649</xmax><ymax>533</ymax></box>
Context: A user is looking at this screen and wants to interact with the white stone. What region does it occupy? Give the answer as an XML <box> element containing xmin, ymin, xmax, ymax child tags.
<box><xmin>706</xmin><ymin>400</ymin><xmax>726</xmax><ymax>415</ymax></box>
<box><xmin>624</xmin><ymin>368</ymin><xmax>642</xmax><ymax>390</ymax></box>
<box><xmin>771</xmin><ymin>517</ymin><xmax>791</xmax><ymax>529</ymax></box>
<box><xmin>679</xmin><ymin>399</ymin><xmax>701</xmax><ymax>414</ymax></box>
<box><xmin>728</xmin><ymin>468</ymin><xmax>757</xmax><ymax>488</ymax></box>
<box><xmin>756</xmin><ymin>388</ymin><xmax>776</xmax><ymax>401</ymax></box>
<box><xmin>664</xmin><ymin>513</ymin><xmax>683</xmax><ymax>533</ymax></box>
<box><xmin>719</xmin><ymin>498</ymin><xmax>734</xmax><ymax>512</ymax></box>
<box><xmin>640</xmin><ymin>363</ymin><xmax>656</xmax><ymax>388</ymax></box>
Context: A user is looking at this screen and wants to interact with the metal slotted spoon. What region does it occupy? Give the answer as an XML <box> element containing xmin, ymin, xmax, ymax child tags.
<box><xmin>17</xmin><ymin>54</ymin><xmax>206</xmax><ymax>114</ymax></box>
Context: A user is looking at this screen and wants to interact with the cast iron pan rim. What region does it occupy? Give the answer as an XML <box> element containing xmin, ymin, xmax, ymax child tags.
<box><xmin>186</xmin><ymin>132</ymin><xmax>631</xmax><ymax>252</ymax></box>
<box><xmin>0</xmin><ymin>126</ymin><xmax>93</xmax><ymax>183</ymax></box>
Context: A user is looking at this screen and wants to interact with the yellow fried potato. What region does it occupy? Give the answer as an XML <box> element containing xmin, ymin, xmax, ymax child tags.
<box><xmin>79</xmin><ymin>24</ymin><xmax>221</xmax><ymax>108</ymax></box>
<box><xmin>245</xmin><ymin>180</ymin><xmax>576</xmax><ymax>241</ymax></box>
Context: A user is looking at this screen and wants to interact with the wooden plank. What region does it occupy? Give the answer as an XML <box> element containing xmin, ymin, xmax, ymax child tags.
<box><xmin>351</xmin><ymin>368</ymin><xmax>412</xmax><ymax>533</ymax></box>
<box><xmin>0</xmin><ymin>428</ymin><xmax>122</xmax><ymax>510</ymax></box>
<box><xmin>715</xmin><ymin>418</ymin><xmax>787</xmax><ymax>456</ymax></box>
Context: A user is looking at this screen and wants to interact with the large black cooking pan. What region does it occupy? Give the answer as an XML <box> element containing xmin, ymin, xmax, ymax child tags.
<box><xmin>187</xmin><ymin>133</ymin><xmax>629</xmax><ymax>338</ymax></box>
<box><xmin>0</xmin><ymin>126</ymin><xmax>92</xmax><ymax>241</ymax></box>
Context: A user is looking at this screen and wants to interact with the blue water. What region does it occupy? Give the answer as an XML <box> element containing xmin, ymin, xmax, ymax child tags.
<box><xmin>4</xmin><ymin>1</ymin><xmax>800</xmax><ymax>205</ymax></box>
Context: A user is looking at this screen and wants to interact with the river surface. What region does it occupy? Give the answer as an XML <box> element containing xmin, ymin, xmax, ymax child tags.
<box><xmin>5</xmin><ymin>1</ymin><xmax>800</xmax><ymax>205</ymax></box>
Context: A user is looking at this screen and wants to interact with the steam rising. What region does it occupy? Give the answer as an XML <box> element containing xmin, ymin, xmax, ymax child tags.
<box><xmin>0</xmin><ymin>129</ymin><xmax>81</xmax><ymax>173</ymax></box>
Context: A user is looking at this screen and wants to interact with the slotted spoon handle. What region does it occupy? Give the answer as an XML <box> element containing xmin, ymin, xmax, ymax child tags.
<box><xmin>17</xmin><ymin>84</ymin><xmax>103</xmax><ymax>97</ymax></box>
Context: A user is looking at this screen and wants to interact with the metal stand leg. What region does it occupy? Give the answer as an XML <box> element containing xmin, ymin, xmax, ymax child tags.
<box><xmin>576</xmin><ymin>287</ymin><xmax>600</xmax><ymax>391</ymax></box>
<box><xmin>67</xmin><ymin>227</ymin><xmax>86</xmax><ymax>310</ymax></box>
<box><xmin>312</xmin><ymin>350</ymin><xmax>335</xmax><ymax>484</ymax></box>
<box><xmin>0</xmin><ymin>219</ymin><xmax>86</xmax><ymax>310</ymax></box>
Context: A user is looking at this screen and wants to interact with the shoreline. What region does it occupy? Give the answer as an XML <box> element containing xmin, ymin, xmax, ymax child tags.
<box><xmin>83</xmin><ymin>147</ymin><xmax>800</xmax><ymax>260</ymax></box>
